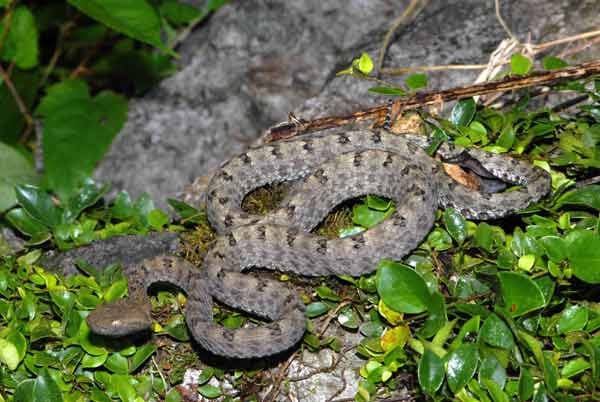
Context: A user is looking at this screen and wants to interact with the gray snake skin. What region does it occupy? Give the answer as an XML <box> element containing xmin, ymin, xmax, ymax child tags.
<box><xmin>87</xmin><ymin>129</ymin><xmax>551</xmax><ymax>358</ymax></box>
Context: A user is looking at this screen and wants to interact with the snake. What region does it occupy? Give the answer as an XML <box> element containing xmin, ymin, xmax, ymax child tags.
<box><xmin>82</xmin><ymin>128</ymin><xmax>550</xmax><ymax>358</ymax></box>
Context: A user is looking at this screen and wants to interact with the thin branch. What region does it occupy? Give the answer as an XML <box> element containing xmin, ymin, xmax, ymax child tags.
<box><xmin>376</xmin><ymin>0</ymin><xmax>427</xmax><ymax>73</ymax></box>
<box><xmin>381</xmin><ymin>63</ymin><xmax>488</xmax><ymax>75</ymax></box>
<box><xmin>0</xmin><ymin>63</ymin><xmax>34</xmax><ymax>143</ymax></box>
<box><xmin>267</xmin><ymin>59</ymin><xmax>600</xmax><ymax>141</ymax></box>
<box><xmin>380</xmin><ymin>28</ymin><xmax>600</xmax><ymax>77</ymax></box>
<box><xmin>533</xmin><ymin>29</ymin><xmax>600</xmax><ymax>51</ymax></box>
<box><xmin>0</xmin><ymin>0</ymin><xmax>15</xmax><ymax>56</ymax></box>
<box><xmin>495</xmin><ymin>0</ymin><xmax>517</xmax><ymax>42</ymax></box>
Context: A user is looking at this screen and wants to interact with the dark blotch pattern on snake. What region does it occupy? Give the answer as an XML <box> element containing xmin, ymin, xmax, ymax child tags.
<box><xmin>86</xmin><ymin>129</ymin><xmax>550</xmax><ymax>358</ymax></box>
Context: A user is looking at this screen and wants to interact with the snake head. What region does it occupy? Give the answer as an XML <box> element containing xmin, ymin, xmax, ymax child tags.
<box><xmin>86</xmin><ymin>297</ymin><xmax>152</xmax><ymax>337</ymax></box>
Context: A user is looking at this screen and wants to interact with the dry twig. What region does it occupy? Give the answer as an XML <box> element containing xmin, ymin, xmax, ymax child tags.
<box><xmin>267</xmin><ymin>59</ymin><xmax>600</xmax><ymax>141</ymax></box>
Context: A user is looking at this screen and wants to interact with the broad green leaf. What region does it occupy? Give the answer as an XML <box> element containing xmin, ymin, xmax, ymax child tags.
<box><xmin>420</xmin><ymin>291</ymin><xmax>447</xmax><ymax>338</ymax></box>
<box><xmin>497</xmin><ymin>272</ymin><xmax>545</xmax><ymax>317</ymax></box>
<box><xmin>67</xmin><ymin>0</ymin><xmax>169</xmax><ymax>53</ymax></box>
<box><xmin>0</xmin><ymin>6</ymin><xmax>39</xmax><ymax>69</ymax></box>
<box><xmin>316</xmin><ymin>285</ymin><xmax>341</xmax><ymax>302</ymax></box>
<box><xmin>0</xmin><ymin>338</ymin><xmax>20</xmax><ymax>370</ymax></box>
<box><xmin>450</xmin><ymin>98</ymin><xmax>476</xmax><ymax>127</ymax></box>
<box><xmin>14</xmin><ymin>368</ymin><xmax>63</xmax><ymax>402</ymax></box>
<box><xmin>306</xmin><ymin>302</ymin><xmax>329</xmax><ymax>318</ymax></box>
<box><xmin>380</xmin><ymin>324</ymin><xmax>409</xmax><ymax>352</ymax></box>
<box><xmin>5</xmin><ymin>208</ymin><xmax>50</xmax><ymax>237</ymax></box>
<box><xmin>510</xmin><ymin>54</ymin><xmax>532</xmax><ymax>75</ymax></box>
<box><xmin>566</xmin><ymin>229</ymin><xmax>600</xmax><ymax>284</ymax></box>
<box><xmin>479</xmin><ymin>314</ymin><xmax>515</xmax><ymax>350</ymax></box>
<box><xmin>556</xmin><ymin>305</ymin><xmax>588</xmax><ymax>334</ymax></box>
<box><xmin>479</xmin><ymin>354</ymin><xmax>506</xmax><ymax>389</ymax></box>
<box><xmin>376</xmin><ymin>260</ymin><xmax>430</xmax><ymax>314</ymax></box>
<box><xmin>561</xmin><ymin>357</ymin><xmax>591</xmax><ymax>378</ymax></box>
<box><xmin>36</xmin><ymin>80</ymin><xmax>89</xmax><ymax>117</ymax></box>
<box><xmin>110</xmin><ymin>374</ymin><xmax>136</xmax><ymax>402</ymax></box>
<box><xmin>147</xmin><ymin>209</ymin><xmax>169</xmax><ymax>229</ymax></box>
<box><xmin>406</xmin><ymin>73</ymin><xmax>428</xmax><ymax>91</ymax></box>
<box><xmin>446</xmin><ymin>343</ymin><xmax>479</xmax><ymax>393</ymax></box>
<box><xmin>64</xmin><ymin>179</ymin><xmax>108</xmax><ymax>222</ymax></box>
<box><xmin>418</xmin><ymin>348</ymin><xmax>444</xmax><ymax>395</ymax></box>
<box><xmin>483</xmin><ymin>378</ymin><xmax>509</xmax><ymax>402</ymax></box>
<box><xmin>39</xmin><ymin>80</ymin><xmax>127</xmax><ymax>199</ymax></box>
<box><xmin>198</xmin><ymin>384</ymin><xmax>222</xmax><ymax>399</ymax></box>
<box><xmin>426</xmin><ymin>228</ymin><xmax>453</xmax><ymax>251</ymax></box>
<box><xmin>159</xmin><ymin>0</ymin><xmax>202</xmax><ymax>25</ymax></box>
<box><xmin>542</xmin><ymin>56</ymin><xmax>568</xmax><ymax>70</ymax></box>
<box><xmin>555</xmin><ymin>185</ymin><xmax>600</xmax><ymax>211</ymax></box>
<box><xmin>352</xmin><ymin>203</ymin><xmax>393</xmax><ymax>228</ymax></box>
<box><xmin>0</xmin><ymin>142</ymin><xmax>37</xmax><ymax>213</ymax></box>
<box><xmin>443</xmin><ymin>208</ymin><xmax>468</xmax><ymax>245</ymax></box>
<box><xmin>539</xmin><ymin>236</ymin><xmax>567</xmax><ymax>263</ymax></box>
<box><xmin>165</xmin><ymin>388</ymin><xmax>183</xmax><ymax>402</ymax></box>
<box><xmin>337</xmin><ymin>306</ymin><xmax>360</xmax><ymax>330</ymax></box>
<box><xmin>104</xmin><ymin>353</ymin><xmax>128</xmax><ymax>374</ymax></box>
<box><xmin>496</xmin><ymin>124</ymin><xmax>515</xmax><ymax>150</ymax></box>
<box><xmin>15</xmin><ymin>184</ymin><xmax>62</xmax><ymax>228</ymax></box>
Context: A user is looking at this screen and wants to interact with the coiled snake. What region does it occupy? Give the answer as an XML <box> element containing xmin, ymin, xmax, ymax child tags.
<box><xmin>85</xmin><ymin>129</ymin><xmax>550</xmax><ymax>358</ymax></box>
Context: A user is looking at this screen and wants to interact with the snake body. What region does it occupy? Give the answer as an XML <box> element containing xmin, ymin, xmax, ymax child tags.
<box><xmin>86</xmin><ymin>129</ymin><xmax>551</xmax><ymax>358</ymax></box>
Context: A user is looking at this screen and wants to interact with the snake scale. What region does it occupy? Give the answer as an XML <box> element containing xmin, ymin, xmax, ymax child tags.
<box><xmin>86</xmin><ymin>129</ymin><xmax>551</xmax><ymax>358</ymax></box>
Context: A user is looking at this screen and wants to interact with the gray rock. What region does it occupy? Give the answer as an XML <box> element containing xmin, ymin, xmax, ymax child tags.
<box><xmin>95</xmin><ymin>0</ymin><xmax>599</xmax><ymax>210</ymax></box>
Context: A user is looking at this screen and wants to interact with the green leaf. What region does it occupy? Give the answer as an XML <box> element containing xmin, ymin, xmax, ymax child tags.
<box><xmin>104</xmin><ymin>353</ymin><xmax>128</xmax><ymax>374</ymax></box>
<box><xmin>15</xmin><ymin>184</ymin><xmax>62</xmax><ymax>228</ymax></box>
<box><xmin>110</xmin><ymin>374</ymin><xmax>136</xmax><ymax>402</ymax></box>
<box><xmin>67</xmin><ymin>0</ymin><xmax>169</xmax><ymax>54</ymax></box>
<box><xmin>306</xmin><ymin>302</ymin><xmax>329</xmax><ymax>318</ymax></box>
<box><xmin>555</xmin><ymin>185</ymin><xmax>600</xmax><ymax>211</ymax></box>
<box><xmin>0</xmin><ymin>142</ymin><xmax>38</xmax><ymax>213</ymax></box>
<box><xmin>368</xmin><ymin>86</ymin><xmax>406</xmax><ymax>96</ymax></box>
<box><xmin>566</xmin><ymin>229</ymin><xmax>600</xmax><ymax>284</ymax></box>
<box><xmin>198</xmin><ymin>384</ymin><xmax>222</xmax><ymax>399</ymax></box>
<box><xmin>355</xmin><ymin>52</ymin><xmax>373</xmax><ymax>75</ymax></box>
<box><xmin>479</xmin><ymin>354</ymin><xmax>506</xmax><ymax>389</ymax></box>
<box><xmin>315</xmin><ymin>285</ymin><xmax>341</xmax><ymax>301</ymax></box>
<box><xmin>337</xmin><ymin>306</ymin><xmax>360</xmax><ymax>329</ymax></box>
<box><xmin>556</xmin><ymin>305</ymin><xmax>588</xmax><ymax>334</ymax></box>
<box><xmin>518</xmin><ymin>367</ymin><xmax>534</xmax><ymax>401</ymax></box>
<box><xmin>376</xmin><ymin>260</ymin><xmax>430</xmax><ymax>314</ymax></box>
<box><xmin>129</xmin><ymin>344</ymin><xmax>156</xmax><ymax>372</ymax></box>
<box><xmin>542</xmin><ymin>56</ymin><xmax>568</xmax><ymax>70</ymax></box>
<box><xmin>418</xmin><ymin>348</ymin><xmax>444</xmax><ymax>395</ymax></box>
<box><xmin>510</xmin><ymin>54</ymin><xmax>532</xmax><ymax>75</ymax></box>
<box><xmin>14</xmin><ymin>368</ymin><xmax>63</xmax><ymax>402</ymax></box>
<box><xmin>405</xmin><ymin>73</ymin><xmax>428</xmax><ymax>91</ymax></box>
<box><xmin>0</xmin><ymin>337</ymin><xmax>20</xmax><ymax>370</ymax></box>
<box><xmin>497</xmin><ymin>272</ymin><xmax>546</xmax><ymax>317</ymax></box>
<box><xmin>479</xmin><ymin>314</ymin><xmax>515</xmax><ymax>350</ymax></box>
<box><xmin>159</xmin><ymin>0</ymin><xmax>202</xmax><ymax>25</ymax></box>
<box><xmin>39</xmin><ymin>80</ymin><xmax>127</xmax><ymax>199</ymax></box>
<box><xmin>420</xmin><ymin>291</ymin><xmax>447</xmax><ymax>338</ymax></box>
<box><xmin>443</xmin><ymin>208</ymin><xmax>468</xmax><ymax>245</ymax></box>
<box><xmin>64</xmin><ymin>179</ymin><xmax>108</xmax><ymax>222</ymax></box>
<box><xmin>0</xmin><ymin>6</ymin><xmax>39</xmax><ymax>69</ymax></box>
<box><xmin>446</xmin><ymin>343</ymin><xmax>479</xmax><ymax>393</ymax></box>
<box><xmin>450</xmin><ymin>98</ymin><xmax>476</xmax><ymax>127</ymax></box>
<box><xmin>352</xmin><ymin>203</ymin><xmax>392</xmax><ymax>228</ymax></box>
<box><xmin>539</xmin><ymin>236</ymin><xmax>567</xmax><ymax>263</ymax></box>
<box><xmin>147</xmin><ymin>209</ymin><xmax>169</xmax><ymax>229</ymax></box>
